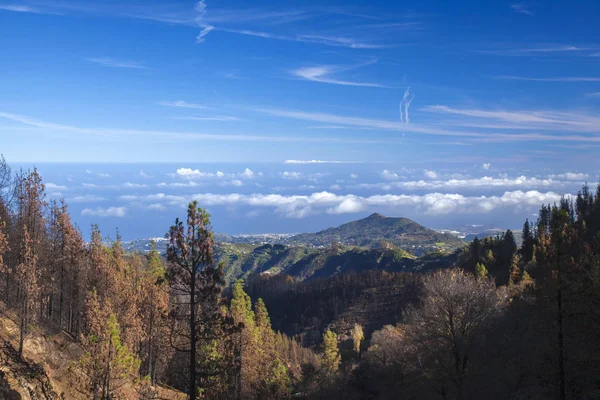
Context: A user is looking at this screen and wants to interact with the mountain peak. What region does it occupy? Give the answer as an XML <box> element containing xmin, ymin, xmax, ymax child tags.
<box><xmin>367</xmin><ymin>212</ymin><xmax>386</xmax><ymax>219</ymax></box>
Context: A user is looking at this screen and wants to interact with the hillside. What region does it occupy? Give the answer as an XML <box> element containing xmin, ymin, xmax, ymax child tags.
<box><xmin>286</xmin><ymin>213</ymin><xmax>464</xmax><ymax>254</ymax></box>
<box><xmin>124</xmin><ymin>213</ymin><xmax>465</xmax><ymax>283</ymax></box>
<box><xmin>0</xmin><ymin>306</ymin><xmax>183</xmax><ymax>400</ymax></box>
<box><xmin>243</xmin><ymin>250</ymin><xmax>459</xmax><ymax>344</ymax></box>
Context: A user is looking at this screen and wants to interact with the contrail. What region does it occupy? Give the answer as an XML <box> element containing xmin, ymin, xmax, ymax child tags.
<box><xmin>403</xmin><ymin>87</ymin><xmax>414</xmax><ymax>124</ymax></box>
<box><xmin>399</xmin><ymin>87</ymin><xmax>414</xmax><ymax>136</ymax></box>
<box><xmin>195</xmin><ymin>0</ymin><xmax>213</xmax><ymax>43</ymax></box>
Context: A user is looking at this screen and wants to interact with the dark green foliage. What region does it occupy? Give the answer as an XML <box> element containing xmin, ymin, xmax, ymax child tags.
<box><xmin>521</xmin><ymin>219</ymin><xmax>534</xmax><ymax>263</ymax></box>
<box><xmin>245</xmin><ymin>271</ymin><xmax>422</xmax><ymax>346</ymax></box>
<box><xmin>457</xmin><ymin>230</ymin><xmax>518</xmax><ymax>284</ymax></box>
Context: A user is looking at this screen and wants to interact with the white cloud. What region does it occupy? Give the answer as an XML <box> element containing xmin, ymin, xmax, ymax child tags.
<box><xmin>281</xmin><ymin>171</ymin><xmax>302</xmax><ymax>179</ymax></box>
<box><xmin>350</xmin><ymin>173</ymin><xmax>359</xmax><ymax>179</ymax></box>
<box><xmin>587</xmin><ymin>92</ymin><xmax>600</xmax><ymax>97</ymax></box>
<box><xmin>329</xmin><ymin>196</ymin><xmax>366</xmax><ymax>214</ymax></box>
<box><xmin>0</xmin><ymin>5</ymin><xmax>41</xmax><ymax>13</ymax></box>
<box><xmin>121</xmin><ymin>190</ymin><xmax>567</xmax><ymax>218</ymax></box>
<box><xmin>424</xmin><ymin>170</ymin><xmax>438</xmax><ymax>179</ymax></box>
<box><xmin>479</xmin><ymin>45</ymin><xmax>591</xmax><ymax>56</ymax></box>
<box><xmin>510</xmin><ymin>3</ymin><xmax>534</xmax><ymax>15</ymax></box>
<box><xmin>137</xmin><ymin>170</ymin><xmax>151</xmax><ymax>178</ymax></box>
<box><xmin>399</xmin><ymin>87</ymin><xmax>414</xmax><ymax>126</ymax></box>
<box><xmin>219</xmin><ymin>180</ymin><xmax>243</xmax><ymax>187</ymax></box>
<box><xmin>215</xmin><ymin>28</ymin><xmax>383</xmax><ymax>49</ymax></box>
<box><xmin>176</xmin><ymin>168</ymin><xmax>223</xmax><ymax>179</ymax></box>
<box><xmin>483</xmin><ymin>163</ymin><xmax>491</xmax><ymax>170</ymax></box>
<box><xmin>240</xmin><ymin>168</ymin><xmax>255</xmax><ymax>178</ymax></box>
<box><xmin>157</xmin><ymin>181</ymin><xmax>201</xmax><ymax>188</ymax></box>
<box><xmin>87</xmin><ymin>57</ymin><xmax>148</xmax><ymax>69</ymax></box>
<box><xmin>158</xmin><ymin>100</ymin><xmax>209</xmax><ymax>109</ymax></box>
<box><xmin>194</xmin><ymin>0</ymin><xmax>214</xmax><ymax>43</ymax></box>
<box><xmin>290</xmin><ymin>62</ymin><xmax>385</xmax><ymax>88</ymax></box>
<box><xmin>46</xmin><ymin>183</ymin><xmax>68</xmax><ymax>191</ymax></box>
<box><xmin>495</xmin><ymin>76</ymin><xmax>600</xmax><ymax>83</ymax></box>
<box><xmin>67</xmin><ymin>195</ymin><xmax>106</xmax><ymax>203</ymax></box>
<box><xmin>123</xmin><ymin>182</ymin><xmax>148</xmax><ymax>188</ymax></box>
<box><xmin>175</xmin><ymin>167</ymin><xmax>254</xmax><ymax>180</ymax></box>
<box><xmin>81</xmin><ymin>207</ymin><xmax>126</xmax><ymax>217</ymax></box>
<box><xmin>548</xmin><ymin>172</ymin><xmax>589</xmax><ymax>180</ymax></box>
<box><xmin>421</xmin><ymin>105</ymin><xmax>600</xmax><ymax>133</ymax></box>
<box><xmin>85</xmin><ymin>169</ymin><xmax>110</xmax><ymax>178</ymax></box>
<box><xmin>358</xmin><ymin>175</ymin><xmax>581</xmax><ymax>191</ymax></box>
<box><xmin>380</xmin><ymin>170</ymin><xmax>399</xmax><ymax>180</ymax></box>
<box><xmin>6</xmin><ymin>108</ymin><xmax>595</xmax><ymax>145</ymax></box>
<box><xmin>147</xmin><ymin>203</ymin><xmax>166</xmax><ymax>211</ymax></box>
<box><xmin>172</xmin><ymin>116</ymin><xmax>240</xmax><ymax>121</ymax></box>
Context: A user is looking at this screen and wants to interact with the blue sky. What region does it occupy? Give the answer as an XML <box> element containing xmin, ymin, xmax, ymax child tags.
<box><xmin>1</xmin><ymin>0</ymin><xmax>600</xmax><ymax>239</ymax></box>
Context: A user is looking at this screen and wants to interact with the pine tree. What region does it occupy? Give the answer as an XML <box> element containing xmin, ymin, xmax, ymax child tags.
<box><xmin>322</xmin><ymin>329</ymin><xmax>341</xmax><ymax>374</ymax></box>
<box><xmin>230</xmin><ymin>280</ymin><xmax>257</xmax><ymax>398</ymax></box>
<box><xmin>0</xmin><ymin>220</ymin><xmax>8</xmax><ymax>282</ymax></box>
<box><xmin>73</xmin><ymin>291</ymin><xmax>140</xmax><ymax>399</ymax></box>
<box><xmin>139</xmin><ymin>241</ymin><xmax>170</xmax><ymax>385</ymax></box>
<box><xmin>521</xmin><ymin>219</ymin><xmax>534</xmax><ymax>263</ymax></box>
<box><xmin>351</xmin><ymin>323</ymin><xmax>364</xmax><ymax>356</ymax></box>
<box><xmin>166</xmin><ymin>201</ymin><xmax>238</xmax><ymax>399</ymax></box>
<box><xmin>255</xmin><ymin>297</ymin><xmax>290</xmax><ymax>399</ymax></box>
<box><xmin>509</xmin><ymin>254</ymin><xmax>521</xmax><ymax>286</ymax></box>
<box><xmin>475</xmin><ymin>262</ymin><xmax>488</xmax><ymax>278</ymax></box>
<box><xmin>16</xmin><ymin>229</ymin><xmax>40</xmax><ymax>356</ymax></box>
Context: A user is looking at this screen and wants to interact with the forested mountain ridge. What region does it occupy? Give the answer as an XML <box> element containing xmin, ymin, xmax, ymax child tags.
<box><xmin>286</xmin><ymin>213</ymin><xmax>464</xmax><ymax>253</ymax></box>
<box><xmin>125</xmin><ymin>214</ymin><xmax>462</xmax><ymax>283</ymax></box>
<box><xmin>126</xmin><ymin>213</ymin><xmax>464</xmax><ymax>257</ymax></box>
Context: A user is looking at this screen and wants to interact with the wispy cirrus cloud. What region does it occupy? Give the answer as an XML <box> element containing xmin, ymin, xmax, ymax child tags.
<box><xmin>510</xmin><ymin>3</ymin><xmax>534</xmax><ymax>15</ymax></box>
<box><xmin>86</xmin><ymin>57</ymin><xmax>148</xmax><ymax>69</ymax></box>
<box><xmin>495</xmin><ymin>75</ymin><xmax>600</xmax><ymax>82</ymax></box>
<box><xmin>159</xmin><ymin>100</ymin><xmax>210</xmax><ymax>109</ymax></box>
<box><xmin>478</xmin><ymin>45</ymin><xmax>595</xmax><ymax>56</ymax></box>
<box><xmin>284</xmin><ymin>160</ymin><xmax>364</xmax><ymax>164</ymax></box>
<box><xmin>250</xmin><ymin>106</ymin><xmax>600</xmax><ymax>142</ymax></box>
<box><xmin>0</xmin><ymin>4</ymin><xmax>42</xmax><ymax>13</ymax></box>
<box><xmin>171</xmin><ymin>116</ymin><xmax>241</xmax><ymax>122</ymax></box>
<box><xmin>290</xmin><ymin>61</ymin><xmax>385</xmax><ymax>87</ymax></box>
<box><xmin>215</xmin><ymin>27</ymin><xmax>383</xmax><ymax>49</ymax></box>
<box><xmin>0</xmin><ymin>110</ymin><xmax>389</xmax><ymax>144</ymax></box>
<box><xmin>2</xmin><ymin>2</ymin><xmax>394</xmax><ymax>50</ymax></box>
<box><xmin>421</xmin><ymin>105</ymin><xmax>600</xmax><ymax>132</ymax></box>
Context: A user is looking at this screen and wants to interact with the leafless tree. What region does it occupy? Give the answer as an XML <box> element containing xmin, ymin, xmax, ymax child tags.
<box><xmin>405</xmin><ymin>269</ymin><xmax>506</xmax><ymax>399</ymax></box>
